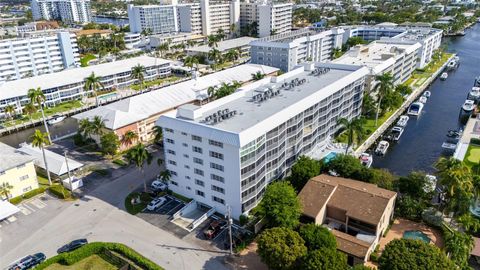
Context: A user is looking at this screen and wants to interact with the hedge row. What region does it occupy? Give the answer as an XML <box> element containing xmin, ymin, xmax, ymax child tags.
<box><xmin>35</xmin><ymin>242</ymin><xmax>163</xmax><ymax>270</ymax></box>
<box><xmin>9</xmin><ymin>187</ymin><xmax>46</xmax><ymax>204</ymax></box>
<box><xmin>48</xmin><ymin>184</ymin><xmax>71</xmax><ymax>199</ymax></box>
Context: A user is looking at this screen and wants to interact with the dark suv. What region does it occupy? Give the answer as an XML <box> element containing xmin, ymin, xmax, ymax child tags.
<box><xmin>57</xmin><ymin>239</ymin><xmax>88</xmax><ymax>253</ymax></box>
<box><xmin>8</xmin><ymin>253</ymin><xmax>46</xmax><ymax>270</ymax></box>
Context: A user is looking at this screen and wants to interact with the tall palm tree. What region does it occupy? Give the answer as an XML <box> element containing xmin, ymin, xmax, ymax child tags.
<box><xmin>121</xmin><ymin>130</ymin><xmax>138</xmax><ymax>146</ymax></box>
<box><xmin>84</xmin><ymin>72</ymin><xmax>105</xmax><ymax>107</ymax></box>
<box><xmin>131</xmin><ymin>64</ymin><xmax>146</xmax><ymax>92</ymax></box>
<box><xmin>78</xmin><ymin>118</ymin><xmax>93</xmax><ymax>139</ymax></box>
<box><xmin>4</xmin><ymin>104</ymin><xmax>16</xmax><ymax>127</ymax></box>
<box><xmin>337</xmin><ymin>117</ymin><xmax>365</xmax><ymax>154</ymax></box>
<box><xmin>230</xmin><ymin>23</ymin><xmax>237</xmax><ymax>38</ymax></box>
<box><xmin>90</xmin><ymin>116</ymin><xmax>105</xmax><ymax>139</ymax></box>
<box><xmin>152</xmin><ymin>126</ymin><xmax>163</xmax><ymax>143</ymax></box>
<box><xmin>159</xmin><ymin>170</ymin><xmax>171</xmax><ymax>189</ymax></box>
<box><xmin>126</xmin><ymin>143</ymin><xmax>153</xmax><ymax>192</ymax></box>
<box><xmin>157</xmin><ymin>43</ymin><xmax>169</xmax><ymax>58</ymax></box>
<box><xmin>208</xmin><ymin>48</ymin><xmax>222</xmax><ymax>71</ymax></box>
<box><xmin>184</xmin><ymin>56</ymin><xmax>199</xmax><ymax>75</ymax></box>
<box><xmin>251</xmin><ymin>71</ymin><xmax>265</xmax><ymax>81</ymax></box>
<box><xmin>31</xmin><ymin>129</ymin><xmax>52</xmax><ymax>185</ymax></box>
<box><xmin>23</xmin><ymin>102</ymin><xmax>37</xmax><ymax>126</ymax></box>
<box><xmin>0</xmin><ymin>182</ymin><xmax>13</xmax><ymax>200</ymax></box>
<box><xmin>207</xmin><ymin>35</ymin><xmax>219</xmax><ymax>48</ymax></box>
<box><xmin>27</xmin><ymin>87</ymin><xmax>51</xmax><ymax>142</ymax></box>
<box><xmin>225</xmin><ymin>48</ymin><xmax>240</xmax><ymax>64</ymax></box>
<box><xmin>373</xmin><ymin>72</ymin><xmax>394</xmax><ymax>126</ymax></box>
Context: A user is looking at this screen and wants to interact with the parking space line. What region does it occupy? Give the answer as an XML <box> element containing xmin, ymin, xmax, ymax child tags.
<box><xmin>23</xmin><ymin>203</ymin><xmax>37</xmax><ymax>212</ymax></box>
<box><xmin>30</xmin><ymin>199</ymin><xmax>46</xmax><ymax>209</ymax></box>
<box><xmin>18</xmin><ymin>206</ymin><xmax>32</xmax><ymax>216</ymax></box>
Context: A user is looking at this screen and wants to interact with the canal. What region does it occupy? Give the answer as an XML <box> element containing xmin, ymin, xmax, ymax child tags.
<box><xmin>373</xmin><ymin>23</ymin><xmax>480</xmax><ymax>176</ymax></box>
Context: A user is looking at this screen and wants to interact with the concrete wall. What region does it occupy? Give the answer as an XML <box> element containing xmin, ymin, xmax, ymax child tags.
<box><xmin>0</xmin><ymin>161</ymin><xmax>39</xmax><ymax>199</ymax></box>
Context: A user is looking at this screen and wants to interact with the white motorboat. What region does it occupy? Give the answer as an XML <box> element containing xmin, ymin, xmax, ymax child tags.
<box><xmin>408</xmin><ymin>102</ymin><xmax>424</xmax><ymax>116</ymax></box>
<box><xmin>375</xmin><ymin>140</ymin><xmax>390</xmax><ymax>156</ymax></box>
<box><xmin>419</xmin><ymin>96</ymin><xmax>428</xmax><ymax>104</ymax></box>
<box><xmin>462</xmin><ymin>99</ymin><xmax>475</xmax><ymax>113</ymax></box>
<box><xmin>396</xmin><ymin>115</ymin><xmax>409</xmax><ymax>127</ymax></box>
<box><xmin>454</xmin><ymin>56</ymin><xmax>460</xmax><ymax>63</ymax></box>
<box><xmin>440</xmin><ymin>72</ymin><xmax>448</xmax><ymax>80</ymax></box>
<box><xmin>359</xmin><ymin>153</ymin><xmax>373</xmax><ymax>168</ymax></box>
<box><xmin>391</xmin><ymin>126</ymin><xmax>404</xmax><ymax>141</ymax></box>
<box><xmin>423</xmin><ymin>91</ymin><xmax>431</xmax><ymax>98</ymax></box>
<box><xmin>468</xmin><ymin>87</ymin><xmax>480</xmax><ymax>102</ymax></box>
<box><xmin>47</xmin><ymin>114</ymin><xmax>66</xmax><ymax>125</ymax></box>
<box><xmin>475</xmin><ymin>76</ymin><xmax>480</xmax><ymax>87</ymax></box>
<box><xmin>447</xmin><ymin>60</ymin><xmax>457</xmax><ymax>70</ymax></box>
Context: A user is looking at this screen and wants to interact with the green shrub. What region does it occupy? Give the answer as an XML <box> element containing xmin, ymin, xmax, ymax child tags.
<box><xmin>9</xmin><ymin>187</ymin><xmax>46</xmax><ymax>204</ymax></box>
<box><xmin>370</xmin><ymin>252</ymin><xmax>379</xmax><ymax>263</ymax></box>
<box><xmin>48</xmin><ymin>184</ymin><xmax>71</xmax><ymax>199</ymax></box>
<box><xmin>35</xmin><ymin>242</ymin><xmax>163</xmax><ymax>270</ymax></box>
<box><xmin>239</xmin><ymin>214</ymin><xmax>249</xmax><ymax>226</ymax></box>
<box><xmin>73</xmin><ymin>132</ymin><xmax>85</xmax><ymax>146</ymax></box>
<box><xmin>113</xmin><ymin>159</ymin><xmax>127</xmax><ymax>166</ymax></box>
<box><xmin>9</xmin><ymin>196</ymin><xmax>23</xmax><ymax>204</ymax></box>
<box><xmin>471</xmin><ymin>138</ymin><xmax>480</xmax><ymax>145</ymax></box>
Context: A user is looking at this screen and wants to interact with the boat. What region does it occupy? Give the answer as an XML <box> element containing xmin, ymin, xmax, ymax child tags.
<box><xmin>462</xmin><ymin>99</ymin><xmax>475</xmax><ymax>113</ymax></box>
<box><xmin>47</xmin><ymin>114</ymin><xmax>66</xmax><ymax>125</ymax></box>
<box><xmin>423</xmin><ymin>91</ymin><xmax>431</xmax><ymax>98</ymax></box>
<box><xmin>447</xmin><ymin>60</ymin><xmax>457</xmax><ymax>70</ymax></box>
<box><xmin>419</xmin><ymin>96</ymin><xmax>428</xmax><ymax>104</ymax></box>
<box><xmin>446</xmin><ymin>129</ymin><xmax>462</xmax><ymax>138</ymax></box>
<box><xmin>396</xmin><ymin>115</ymin><xmax>409</xmax><ymax>127</ymax></box>
<box><xmin>440</xmin><ymin>72</ymin><xmax>448</xmax><ymax>80</ymax></box>
<box><xmin>442</xmin><ymin>142</ymin><xmax>457</xmax><ymax>151</ymax></box>
<box><xmin>375</xmin><ymin>140</ymin><xmax>390</xmax><ymax>156</ymax></box>
<box><xmin>467</xmin><ymin>87</ymin><xmax>480</xmax><ymax>102</ymax></box>
<box><xmin>359</xmin><ymin>153</ymin><xmax>373</xmax><ymax>168</ymax></box>
<box><xmin>390</xmin><ymin>126</ymin><xmax>404</xmax><ymax>141</ymax></box>
<box><xmin>474</xmin><ymin>76</ymin><xmax>480</xmax><ymax>87</ymax></box>
<box><xmin>454</xmin><ymin>56</ymin><xmax>460</xmax><ymax>62</ymax></box>
<box><xmin>408</xmin><ymin>102</ymin><xmax>424</xmax><ymax>116</ymax></box>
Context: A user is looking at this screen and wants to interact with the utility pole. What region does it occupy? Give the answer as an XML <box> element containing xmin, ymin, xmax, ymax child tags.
<box><xmin>226</xmin><ymin>205</ymin><xmax>233</xmax><ymax>255</ymax></box>
<box><xmin>64</xmin><ymin>151</ymin><xmax>73</xmax><ymax>196</ymax></box>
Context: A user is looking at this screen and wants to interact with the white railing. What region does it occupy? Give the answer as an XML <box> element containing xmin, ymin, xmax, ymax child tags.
<box><xmin>190</xmin><ymin>207</ymin><xmax>216</xmax><ymax>230</ymax></box>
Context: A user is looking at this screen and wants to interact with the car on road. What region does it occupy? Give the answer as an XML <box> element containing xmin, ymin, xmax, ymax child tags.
<box><xmin>203</xmin><ymin>219</ymin><xmax>227</xmax><ymax>240</ymax></box>
<box><xmin>146</xmin><ymin>197</ymin><xmax>167</xmax><ymax>211</ymax></box>
<box><xmin>8</xmin><ymin>253</ymin><xmax>46</xmax><ymax>270</ymax></box>
<box><xmin>57</xmin><ymin>239</ymin><xmax>88</xmax><ymax>254</ymax></box>
<box><xmin>151</xmin><ymin>180</ymin><xmax>167</xmax><ymax>191</ymax></box>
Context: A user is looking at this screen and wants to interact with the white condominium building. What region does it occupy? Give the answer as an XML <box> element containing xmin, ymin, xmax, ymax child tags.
<box><xmin>240</xmin><ymin>1</ymin><xmax>293</xmax><ymax>37</ymax></box>
<box><xmin>0</xmin><ymin>31</ymin><xmax>79</xmax><ymax>83</ymax></box>
<box><xmin>199</xmin><ymin>0</ymin><xmax>240</xmax><ymax>36</ymax></box>
<box><xmin>177</xmin><ymin>3</ymin><xmax>203</xmax><ymax>35</ymax></box>
<box><xmin>157</xmin><ymin>62</ymin><xmax>369</xmax><ymax>218</ymax></box>
<box><xmin>250</xmin><ymin>28</ymin><xmax>345</xmax><ymax>71</ymax></box>
<box><xmin>0</xmin><ymin>56</ymin><xmax>171</xmax><ymax>117</ymax></box>
<box><xmin>128</xmin><ymin>4</ymin><xmax>179</xmax><ymax>35</ymax></box>
<box><xmin>31</xmin><ymin>0</ymin><xmax>92</xmax><ymax>23</ymax></box>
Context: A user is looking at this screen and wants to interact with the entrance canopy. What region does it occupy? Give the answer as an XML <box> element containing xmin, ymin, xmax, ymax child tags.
<box><xmin>0</xmin><ymin>200</ymin><xmax>20</xmax><ymax>220</ymax></box>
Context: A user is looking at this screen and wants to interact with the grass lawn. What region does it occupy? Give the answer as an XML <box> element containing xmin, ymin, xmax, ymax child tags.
<box><xmin>131</xmin><ymin>76</ymin><xmax>183</xmax><ymax>91</ymax></box>
<box><xmin>125</xmin><ymin>192</ymin><xmax>153</xmax><ymax>215</ymax></box>
<box><xmin>45</xmin><ymin>254</ymin><xmax>117</xmax><ymax>270</ymax></box>
<box><xmin>5</xmin><ymin>100</ymin><xmax>83</xmax><ymax>127</ymax></box>
<box><xmin>80</xmin><ymin>54</ymin><xmax>97</xmax><ymax>67</ymax></box>
<box><xmin>464</xmin><ymin>145</ymin><xmax>480</xmax><ymax>169</ymax></box>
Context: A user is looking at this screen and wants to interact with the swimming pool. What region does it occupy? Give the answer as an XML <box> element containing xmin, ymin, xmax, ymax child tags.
<box><xmin>323</xmin><ymin>152</ymin><xmax>337</xmax><ymax>163</ymax></box>
<box><xmin>403</xmin><ymin>230</ymin><xmax>431</xmax><ymax>243</ymax></box>
<box><xmin>98</xmin><ymin>92</ymin><xmax>118</xmax><ymax>101</ymax></box>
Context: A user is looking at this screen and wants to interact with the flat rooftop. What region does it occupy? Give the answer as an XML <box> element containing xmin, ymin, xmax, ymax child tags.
<box><xmin>176</xmin><ymin>63</ymin><xmax>367</xmax><ymax>133</ymax></box>
<box><xmin>187</xmin><ymin>37</ymin><xmax>257</xmax><ymax>53</ymax></box>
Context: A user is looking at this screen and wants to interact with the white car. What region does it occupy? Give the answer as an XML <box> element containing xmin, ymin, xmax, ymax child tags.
<box><xmin>151</xmin><ymin>180</ymin><xmax>167</xmax><ymax>191</ymax></box>
<box><xmin>146</xmin><ymin>197</ymin><xmax>167</xmax><ymax>211</ymax></box>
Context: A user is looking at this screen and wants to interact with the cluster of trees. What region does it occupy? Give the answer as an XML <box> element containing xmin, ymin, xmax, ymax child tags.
<box><xmin>77</xmin><ymin>33</ymin><xmax>126</xmax><ymax>57</ymax></box>
<box><xmin>207</xmin><ymin>81</ymin><xmax>242</xmax><ymax>100</ymax></box>
<box><xmin>206</xmin><ymin>31</ymin><xmax>241</xmax><ymax>71</ymax></box>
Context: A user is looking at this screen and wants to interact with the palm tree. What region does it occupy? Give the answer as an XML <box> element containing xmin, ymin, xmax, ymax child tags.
<box><xmin>251</xmin><ymin>71</ymin><xmax>266</xmax><ymax>81</ymax></box>
<box><xmin>225</xmin><ymin>48</ymin><xmax>240</xmax><ymax>64</ymax></box>
<box><xmin>373</xmin><ymin>72</ymin><xmax>394</xmax><ymax>126</ymax></box>
<box><xmin>84</xmin><ymin>72</ymin><xmax>105</xmax><ymax>107</ymax></box>
<box><xmin>4</xmin><ymin>104</ymin><xmax>16</xmax><ymax>127</ymax></box>
<box><xmin>207</xmin><ymin>35</ymin><xmax>219</xmax><ymax>48</ymax></box>
<box><xmin>159</xmin><ymin>170</ymin><xmax>171</xmax><ymax>190</ymax></box>
<box><xmin>126</xmin><ymin>143</ymin><xmax>153</xmax><ymax>192</ymax></box>
<box><xmin>337</xmin><ymin>117</ymin><xmax>365</xmax><ymax>154</ymax></box>
<box><xmin>208</xmin><ymin>48</ymin><xmax>222</xmax><ymax>71</ymax></box>
<box><xmin>0</xmin><ymin>182</ymin><xmax>13</xmax><ymax>200</ymax></box>
<box><xmin>90</xmin><ymin>116</ymin><xmax>106</xmax><ymax>139</ymax></box>
<box><xmin>207</xmin><ymin>86</ymin><xmax>216</xmax><ymax>101</ymax></box>
<box><xmin>157</xmin><ymin>43</ymin><xmax>169</xmax><ymax>58</ymax></box>
<box><xmin>121</xmin><ymin>130</ymin><xmax>138</xmax><ymax>146</ymax></box>
<box><xmin>216</xmin><ymin>28</ymin><xmax>225</xmax><ymax>40</ymax></box>
<box><xmin>184</xmin><ymin>56</ymin><xmax>199</xmax><ymax>75</ymax></box>
<box><xmin>152</xmin><ymin>126</ymin><xmax>163</xmax><ymax>143</ymax></box>
<box><xmin>31</xmin><ymin>129</ymin><xmax>52</xmax><ymax>185</ymax></box>
<box><xmin>27</xmin><ymin>87</ymin><xmax>51</xmax><ymax>142</ymax></box>
<box><xmin>78</xmin><ymin>118</ymin><xmax>93</xmax><ymax>139</ymax></box>
<box><xmin>131</xmin><ymin>64</ymin><xmax>146</xmax><ymax>92</ymax></box>
<box><xmin>23</xmin><ymin>102</ymin><xmax>37</xmax><ymax>126</ymax></box>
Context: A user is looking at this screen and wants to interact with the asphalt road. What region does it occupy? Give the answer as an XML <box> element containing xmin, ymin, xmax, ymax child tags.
<box><xmin>0</xmin><ymin>155</ymin><xmax>229</xmax><ymax>270</ymax></box>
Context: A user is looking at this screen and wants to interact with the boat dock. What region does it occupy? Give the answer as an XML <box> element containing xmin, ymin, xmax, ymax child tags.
<box><xmin>354</xmin><ymin>54</ymin><xmax>456</xmax><ymax>156</ymax></box>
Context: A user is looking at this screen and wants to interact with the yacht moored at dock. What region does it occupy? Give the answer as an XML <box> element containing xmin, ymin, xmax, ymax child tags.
<box><xmin>359</xmin><ymin>153</ymin><xmax>373</xmax><ymax>168</ymax></box>
<box><xmin>47</xmin><ymin>115</ymin><xmax>66</xmax><ymax>125</ymax></box>
<box><xmin>440</xmin><ymin>72</ymin><xmax>448</xmax><ymax>80</ymax></box>
<box><xmin>474</xmin><ymin>76</ymin><xmax>480</xmax><ymax>87</ymax></box>
<box><xmin>408</xmin><ymin>102</ymin><xmax>424</xmax><ymax>116</ymax></box>
<box><xmin>390</xmin><ymin>126</ymin><xmax>404</xmax><ymax>141</ymax></box>
<box><xmin>396</xmin><ymin>115</ymin><xmax>409</xmax><ymax>127</ymax></box>
<box><xmin>447</xmin><ymin>60</ymin><xmax>457</xmax><ymax>70</ymax></box>
<box><xmin>459</xmin><ymin>99</ymin><xmax>475</xmax><ymax>124</ymax></box>
<box><xmin>375</xmin><ymin>141</ymin><xmax>390</xmax><ymax>156</ymax></box>
<box><xmin>419</xmin><ymin>96</ymin><xmax>428</xmax><ymax>104</ymax></box>
<box><xmin>468</xmin><ymin>87</ymin><xmax>480</xmax><ymax>102</ymax></box>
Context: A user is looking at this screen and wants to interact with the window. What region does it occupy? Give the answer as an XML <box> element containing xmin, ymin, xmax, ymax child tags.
<box><xmin>19</xmin><ymin>175</ymin><xmax>29</xmax><ymax>181</ymax></box>
<box><xmin>192</xmin><ymin>146</ymin><xmax>203</xmax><ymax>154</ymax></box>
<box><xmin>169</xmin><ymin>170</ymin><xmax>177</xmax><ymax>176</ymax></box>
<box><xmin>209</xmin><ymin>140</ymin><xmax>223</xmax><ymax>148</ymax></box>
<box><xmin>210</xmin><ymin>163</ymin><xmax>224</xmax><ymax>172</ymax></box>
<box><xmin>196</xmin><ymin>190</ymin><xmax>205</xmax><ymax>197</ymax></box>
<box><xmin>193</xmin><ymin>157</ymin><xmax>203</xmax><ymax>165</ymax></box>
<box><xmin>171</xmin><ymin>181</ymin><xmax>178</xmax><ymax>186</ymax></box>
<box><xmin>194</xmin><ymin>168</ymin><xmax>204</xmax><ymax>176</ymax></box>
<box><xmin>181</xmin><ymin>132</ymin><xmax>187</xmax><ymax>136</ymax></box>
<box><xmin>166</xmin><ymin>138</ymin><xmax>174</xmax><ymax>144</ymax></box>
<box><xmin>185</xmin><ymin>175</ymin><xmax>191</xmax><ymax>179</ymax></box>
<box><xmin>211</xmin><ymin>174</ymin><xmax>224</xmax><ymax>183</ymax></box>
<box><xmin>192</xmin><ymin>135</ymin><xmax>202</xmax><ymax>142</ymax></box>
<box><xmin>209</xmin><ymin>151</ymin><xmax>224</xmax><ymax>160</ymax></box>
<box><xmin>167</xmin><ymin>149</ymin><xmax>176</xmax><ymax>155</ymax></box>
<box><xmin>183</xmin><ymin>154</ymin><xmax>189</xmax><ymax>158</ymax></box>
<box><xmin>211</xmin><ymin>185</ymin><xmax>225</xmax><ymax>194</ymax></box>
<box><xmin>195</xmin><ymin>179</ymin><xmax>204</xmax><ymax>186</ymax></box>
<box><xmin>23</xmin><ymin>186</ymin><xmax>32</xmax><ymax>193</ymax></box>
<box><xmin>184</xmin><ymin>165</ymin><xmax>190</xmax><ymax>169</ymax></box>
<box><xmin>165</xmin><ymin>128</ymin><xmax>174</xmax><ymax>133</ymax></box>
<box><xmin>168</xmin><ymin>160</ymin><xmax>177</xmax><ymax>166</ymax></box>
<box><xmin>17</xmin><ymin>164</ymin><xmax>26</xmax><ymax>169</ymax></box>
<box><xmin>182</xmin><ymin>143</ymin><xmax>188</xmax><ymax>147</ymax></box>
<box><xmin>212</xmin><ymin>196</ymin><xmax>225</xmax><ymax>204</ymax></box>
<box><xmin>0</xmin><ymin>171</ymin><xmax>4</xmax><ymax>175</ymax></box>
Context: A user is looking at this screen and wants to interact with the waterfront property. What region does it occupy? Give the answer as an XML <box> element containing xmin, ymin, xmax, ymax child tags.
<box><xmin>31</xmin><ymin>0</ymin><xmax>92</xmax><ymax>23</ymax></box>
<box><xmin>240</xmin><ymin>1</ymin><xmax>293</xmax><ymax>38</ymax></box>
<box><xmin>149</xmin><ymin>32</ymin><xmax>205</xmax><ymax>49</ymax></box>
<box><xmin>0</xmin><ymin>56</ymin><xmax>171</xmax><ymax>117</ymax></box>
<box><xmin>157</xmin><ymin>62</ymin><xmax>368</xmax><ymax>218</ymax></box>
<box><xmin>73</xmin><ymin>64</ymin><xmax>278</xmax><ymax>151</ymax></box>
<box><xmin>127</xmin><ymin>4</ymin><xmax>179</xmax><ymax>35</ymax></box>
<box><xmin>298</xmin><ymin>174</ymin><xmax>397</xmax><ymax>265</ymax></box>
<box><xmin>186</xmin><ymin>36</ymin><xmax>257</xmax><ymax>61</ymax></box>
<box><xmin>0</xmin><ymin>142</ymin><xmax>39</xmax><ymax>200</ymax></box>
<box><xmin>0</xmin><ymin>31</ymin><xmax>79</xmax><ymax>83</ymax></box>
<box><xmin>249</xmin><ymin>28</ymin><xmax>344</xmax><ymax>71</ymax></box>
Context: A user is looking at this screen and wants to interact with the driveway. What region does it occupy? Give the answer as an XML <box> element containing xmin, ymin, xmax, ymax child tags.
<box><xmin>0</xmin><ymin>157</ymin><xmax>230</xmax><ymax>270</ymax></box>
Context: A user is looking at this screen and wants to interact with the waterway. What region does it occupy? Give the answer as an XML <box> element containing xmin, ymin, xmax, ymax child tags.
<box><xmin>373</xmin><ymin>23</ymin><xmax>480</xmax><ymax>176</ymax></box>
<box><xmin>92</xmin><ymin>16</ymin><xmax>129</xmax><ymax>27</ymax></box>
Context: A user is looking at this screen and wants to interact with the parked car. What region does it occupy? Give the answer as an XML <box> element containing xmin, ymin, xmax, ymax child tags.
<box><xmin>8</xmin><ymin>253</ymin><xmax>46</xmax><ymax>270</ymax></box>
<box><xmin>203</xmin><ymin>219</ymin><xmax>227</xmax><ymax>240</ymax></box>
<box><xmin>146</xmin><ymin>197</ymin><xmax>167</xmax><ymax>211</ymax></box>
<box><xmin>57</xmin><ymin>239</ymin><xmax>88</xmax><ymax>254</ymax></box>
<box><xmin>151</xmin><ymin>180</ymin><xmax>167</xmax><ymax>191</ymax></box>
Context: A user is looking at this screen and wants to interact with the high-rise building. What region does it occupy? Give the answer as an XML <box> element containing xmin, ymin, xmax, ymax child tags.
<box><xmin>199</xmin><ymin>0</ymin><xmax>240</xmax><ymax>36</ymax></box>
<box><xmin>0</xmin><ymin>31</ymin><xmax>79</xmax><ymax>83</ymax></box>
<box><xmin>128</xmin><ymin>4</ymin><xmax>179</xmax><ymax>35</ymax></box>
<box><xmin>250</xmin><ymin>28</ymin><xmax>345</xmax><ymax>71</ymax></box>
<box><xmin>240</xmin><ymin>1</ymin><xmax>293</xmax><ymax>37</ymax></box>
<box><xmin>157</xmin><ymin>62</ymin><xmax>369</xmax><ymax>218</ymax></box>
<box><xmin>31</xmin><ymin>0</ymin><xmax>92</xmax><ymax>23</ymax></box>
<box><xmin>177</xmin><ymin>3</ymin><xmax>203</xmax><ymax>35</ymax></box>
